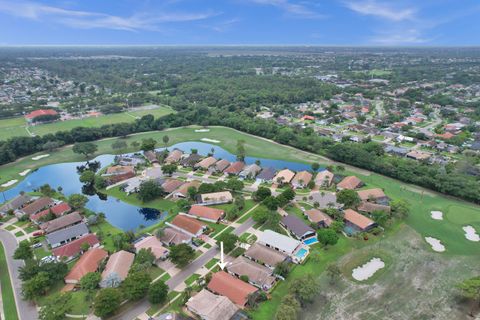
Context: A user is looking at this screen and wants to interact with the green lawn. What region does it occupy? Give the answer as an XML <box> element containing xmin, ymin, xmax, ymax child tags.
<box><xmin>5</xmin><ymin>225</ymin><xmax>15</xmax><ymax>231</ymax></box>
<box><xmin>34</xmin><ymin>247</ymin><xmax>51</xmax><ymax>260</ymax></box>
<box><xmin>0</xmin><ymin>117</ymin><xmax>29</xmax><ymax>140</ymax></box>
<box><xmin>205</xmin><ymin>258</ymin><xmax>219</xmax><ymax>269</ymax></box>
<box><xmin>88</xmin><ymin>220</ymin><xmax>123</xmax><ymax>252</ymax></box>
<box><xmin>69</xmin><ymin>291</ymin><xmax>91</xmax><ymax>316</ymax></box>
<box><xmin>0</xmin><ymin>243</ymin><xmax>19</xmax><ymax>320</ymax></box>
<box><xmin>14</xmin><ymin>231</ymin><xmax>23</xmax><ymax>237</ymax></box>
<box><xmin>184</xmin><ymin>273</ymin><xmax>200</xmax><ymax>286</ymax></box>
<box><xmin>147</xmin><ymin>266</ymin><xmax>166</xmax><ymax>280</ymax></box>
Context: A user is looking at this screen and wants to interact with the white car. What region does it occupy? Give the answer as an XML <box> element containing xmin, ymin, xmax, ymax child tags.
<box><xmin>31</xmin><ymin>243</ymin><xmax>42</xmax><ymax>249</ymax></box>
<box><xmin>40</xmin><ymin>255</ymin><xmax>56</xmax><ymax>264</ymax></box>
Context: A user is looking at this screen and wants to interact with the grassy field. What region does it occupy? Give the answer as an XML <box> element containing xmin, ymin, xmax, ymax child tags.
<box><xmin>0</xmin><ymin>106</ymin><xmax>174</xmax><ymax>140</ymax></box>
<box><xmin>0</xmin><ymin>243</ymin><xmax>19</xmax><ymax>320</ymax></box>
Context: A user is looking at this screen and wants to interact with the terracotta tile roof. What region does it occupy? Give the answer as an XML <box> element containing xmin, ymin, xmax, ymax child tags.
<box><xmin>161</xmin><ymin>179</ymin><xmax>184</xmax><ymax>193</ymax></box>
<box><xmin>314</xmin><ymin>170</ymin><xmax>334</xmax><ymax>186</ymax></box>
<box><xmin>273</xmin><ymin>169</ymin><xmax>295</xmax><ymax>184</ymax></box>
<box><xmin>213</xmin><ymin>159</ymin><xmax>230</xmax><ymax>172</ymax></box>
<box><xmin>21</xmin><ymin>197</ymin><xmax>54</xmax><ymax>215</ymax></box>
<box><xmin>101</xmin><ymin>250</ymin><xmax>134</xmax><ymax>283</ymax></box>
<box><xmin>64</xmin><ymin>248</ymin><xmax>107</xmax><ymax>283</ymax></box>
<box><xmin>344</xmin><ymin>209</ymin><xmax>375</xmax><ymax>230</ymax></box>
<box><xmin>195</xmin><ymin>157</ymin><xmax>217</xmax><ymax>169</ymax></box>
<box><xmin>207</xmin><ymin>271</ymin><xmax>258</xmax><ymax>306</ymax></box>
<box><xmin>134</xmin><ymin>236</ymin><xmax>169</xmax><ymax>260</ymax></box>
<box><xmin>25</xmin><ymin>109</ymin><xmax>58</xmax><ymax>119</ymax></box>
<box><xmin>224</xmin><ymin>161</ymin><xmax>245</xmax><ymax>174</ymax></box>
<box><xmin>52</xmin><ymin>234</ymin><xmax>99</xmax><ymax>258</ymax></box>
<box><xmin>165</xmin><ymin>149</ymin><xmax>183</xmax><ymax>163</ymax></box>
<box><xmin>357</xmin><ymin>188</ymin><xmax>387</xmax><ymax>201</ymax></box>
<box><xmin>337</xmin><ymin>176</ymin><xmax>363</xmax><ymax>190</ymax></box>
<box><xmin>174</xmin><ymin>181</ymin><xmax>201</xmax><ymax>197</ymax></box>
<box><xmin>188</xmin><ymin>205</ymin><xmax>224</xmax><ymax>221</ymax></box>
<box><xmin>171</xmin><ymin>215</ymin><xmax>205</xmax><ymax>235</ymax></box>
<box><xmin>305</xmin><ymin>209</ymin><xmax>333</xmax><ymax>226</ymax></box>
<box><xmin>291</xmin><ymin>171</ymin><xmax>313</xmax><ymax>186</ymax></box>
<box><xmin>40</xmin><ymin>212</ymin><xmax>83</xmax><ymax>233</ymax></box>
<box><xmin>31</xmin><ymin>202</ymin><xmax>71</xmax><ymax>221</ymax></box>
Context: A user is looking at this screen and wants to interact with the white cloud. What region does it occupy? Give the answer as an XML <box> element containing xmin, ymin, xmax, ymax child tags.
<box><xmin>370</xmin><ymin>29</ymin><xmax>430</xmax><ymax>45</ymax></box>
<box><xmin>0</xmin><ymin>1</ymin><xmax>216</xmax><ymax>31</ymax></box>
<box><xmin>344</xmin><ymin>0</ymin><xmax>416</xmax><ymax>21</ymax></box>
<box><xmin>248</xmin><ymin>0</ymin><xmax>324</xmax><ymax>18</ymax></box>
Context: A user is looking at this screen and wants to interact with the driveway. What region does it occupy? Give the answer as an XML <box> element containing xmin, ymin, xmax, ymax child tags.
<box><xmin>0</xmin><ymin>229</ymin><xmax>38</xmax><ymax>320</ymax></box>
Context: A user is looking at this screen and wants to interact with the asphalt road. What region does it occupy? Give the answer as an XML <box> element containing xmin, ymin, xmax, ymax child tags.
<box><xmin>0</xmin><ymin>229</ymin><xmax>38</xmax><ymax>320</ymax></box>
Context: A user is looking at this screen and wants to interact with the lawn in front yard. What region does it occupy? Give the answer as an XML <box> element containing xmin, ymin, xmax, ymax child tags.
<box><xmin>184</xmin><ymin>273</ymin><xmax>201</xmax><ymax>286</ymax></box>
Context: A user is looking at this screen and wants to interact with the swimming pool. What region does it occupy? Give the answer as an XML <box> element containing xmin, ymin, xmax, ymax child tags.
<box><xmin>303</xmin><ymin>237</ymin><xmax>318</xmax><ymax>245</ymax></box>
<box><xmin>295</xmin><ymin>248</ymin><xmax>309</xmax><ymax>259</ymax></box>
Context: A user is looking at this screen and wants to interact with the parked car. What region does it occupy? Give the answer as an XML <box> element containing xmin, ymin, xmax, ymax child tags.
<box><xmin>32</xmin><ymin>230</ymin><xmax>45</xmax><ymax>237</ymax></box>
<box><xmin>31</xmin><ymin>243</ymin><xmax>42</xmax><ymax>249</ymax></box>
<box><xmin>40</xmin><ymin>255</ymin><xmax>55</xmax><ymax>265</ymax></box>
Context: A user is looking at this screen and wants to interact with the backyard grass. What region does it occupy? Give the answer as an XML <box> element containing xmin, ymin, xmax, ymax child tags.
<box><xmin>147</xmin><ymin>266</ymin><xmax>166</xmax><ymax>280</ymax></box>
<box><xmin>0</xmin><ymin>243</ymin><xmax>19</xmax><ymax>320</ymax></box>
<box><xmin>34</xmin><ymin>247</ymin><xmax>51</xmax><ymax>260</ymax></box>
<box><xmin>88</xmin><ymin>220</ymin><xmax>123</xmax><ymax>252</ymax></box>
<box><xmin>69</xmin><ymin>291</ymin><xmax>91</xmax><ymax>316</ymax></box>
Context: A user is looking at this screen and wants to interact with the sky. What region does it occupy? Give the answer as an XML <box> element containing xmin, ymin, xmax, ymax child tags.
<box><xmin>0</xmin><ymin>0</ymin><xmax>479</xmax><ymax>46</ymax></box>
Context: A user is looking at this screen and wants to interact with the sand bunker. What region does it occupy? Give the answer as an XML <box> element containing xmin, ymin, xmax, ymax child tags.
<box><xmin>463</xmin><ymin>226</ymin><xmax>480</xmax><ymax>242</ymax></box>
<box><xmin>1</xmin><ymin>180</ymin><xmax>18</xmax><ymax>188</ymax></box>
<box><xmin>201</xmin><ymin>138</ymin><xmax>220</xmax><ymax>143</ymax></box>
<box><xmin>430</xmin><ymin>211</ymin><xmax>443</xmax><ymax>220</ymax></box>
<box><xmin>352</xmin><ymin>258</ymin><xmax>385</xmax><ymax>281</ymax></box>
<box><xmin>195</xmin><ymin>129</ymin><xmax>210</xmax><ymax>132</ymax></box>
<box><xmin>32</xmin><ymin>154</ymin><xmax>50</xmax><ymax>160</ymax></box>
<box><xmin>425</xmin><ymin>237</ymin><xmax>445</xmax><ymax>252</ymax></box>
<box><xmin>19</xmin><ymin>169</ymin><xmax>31</xmax><ymax>176</ymax></box>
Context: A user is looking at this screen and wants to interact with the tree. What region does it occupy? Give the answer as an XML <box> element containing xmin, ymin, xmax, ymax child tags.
<box><xmin>227</xmin><ymin>178</ymin><xmax>244</xmax><ymax>192</ymax></box>
<box><xmin>141</xmin><ymin>138</ymin><xmax>157</xmax><ymax>152</ymax></box>
<box><xmin>275</xmin><ymin>294</ymin><xmax>300</xmax><ymax>320</ymax></box>
<box><xmin>122</xmin><ymin>271</ymin><xmax>151</xmax><ymax>301</ymax></box>
<box><xmin>263</xmin><ymin>196</ymin><xmax>278</xmax><ymax>211</ymax></box>
<box><xmin>326</xmin><ymin>264</ymin><xmax>342</xmax><ymax>285</ymax></box>
<box><xmin>148</xmin><ymin>281</ymin><xmax>168</xmax><ymax>304</ymax></box>
<box><xmin>14</xmin><ymin>241</ymin><xmax>33</xmax><ymax>260</ymax></box>
<box><xmin>236</xmin><ymin>140</ymin><xmax>246</xmax><ymax>161</ymax></box>
<box><xmin>68</xmin><ymin>194</ymin><xmax>88</xmax><ymax>210</ymax></box>
<box><xmin>234</xmin><ymin>195</ymin><xmax>245</xmax><ymax>210</ymax></box>
<box><xmin>79</xmin><ymin>170</ymin><xmax>95</xmax><ymax>185</ymax></box>
<box><xmin>289</xmin><ymin>273</ymin><xmax>319</xmax><ymax>305</ymax></box>
<box><xmin>391</xmin><ymin>199</ymin><xmax>410</xmax><ymax>219</ymax></box>
<box><xmin>38</xmin><ymin>292</ymin><xmax>73</xmax><ymax>320</ymax></box>
<box><xmin>330</xmin><ymin>220</ymin><xmax>345</xmax><ymax>233</ymax></box>
<box><xmin>161</xmin><ymin>164</ymin><xmax>177</xmax><ymax>176</ymax></box>
<box><xmin>80</xmin><ymin>241</ymin><xmax>91</xmax><ymax>252</ymax></box>
<box><xmin>42</xmin><ymin>140</ymin><xmax>62</xmax><ymax>152</ymax></box>
<box><xmin>111</xmin><ymin>140</ymin><xmax>127</xmax><ymax>153</ymax></box>
<box><xmin>226</xmin><ymin>207</ymin><xmax>239</xmax><ymax>221</ymax></box>
<box><xmin>371</xmin><ymin>210</ymin><xmax>389</xmax><ymax>227</ymax></box>
<box><xmin>162</xmin><ymin>135</ymin><xmax>169</xmax><ymax>148</ymax></box>
<box><xmin>274</xmin><ymin>261</ymin><xmax>292</xmax><ymax>278</ymax></box>
<box><xmin>80</xmin><ymin>272</ymin><xmax>101</xmax><ymax>291</ymax></box>
<box><xmin>457</xmin><ymin>276</ymin><xmax>480</xmax><ymax>316</ymax></box>
<box><xmin>216</xmin><ymin>233</ymin><xmax>239</xmax><ymax>253</ymax></box>
<box><xmin>135</xmin><ymin>248</ymin><xmax>156</xmax><ymax>266</ymax></box>
<box><xmin>39</xmin><ymin>184</ymin><xmax>55</xmax><ymax>197</ymax></box>
<box><xmin>169</xmin><ymin>243</ymin><xmax>195</xmax><ymax>268</ymax></box>
<box><xmin>337</xmin><ymin>189</ymin><xmax>361</xmax><ymax>208</ymax></box>
<box><xmin>138</xmin><ymin>180</ymin><xmax>163</xmax><ymax>202</ymax></box>
<box><xmin>73</xmin><ymin>142</ymin><xmax>98</xmax><ymax>159</ymax></box>
<box><xmin>317</xmin><ymin>228</ymin><xmax>339</xmax><ymax>246</ymax></box>
<box><xmin>187</xmin><ymin>186</ymin><xmax>198</xmax><ymax>200</ymax></box>
<box><xmin>311</xmin><ymin>162</ymin><xmax>320</xmax><ymax>172</ymax></box>
<box><xmin>94</xmin><ymin>288</ymin><xmax>122</xmax><ymax>318</ymax></box>
<box><xmin>22</xmin><ymin>272</ymin><xmax>50</xmax><ymax>300</ymax></box>
<box><xmin>253</xmin><ymin>187</ymin><xmax>271</xmax><ymax>202</ymax></box>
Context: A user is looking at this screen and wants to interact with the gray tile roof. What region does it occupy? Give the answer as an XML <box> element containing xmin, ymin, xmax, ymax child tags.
<box><xmin>46</xmin><ymin>222</ymin><xmax>89</xmax><ymax>246</ymax></box>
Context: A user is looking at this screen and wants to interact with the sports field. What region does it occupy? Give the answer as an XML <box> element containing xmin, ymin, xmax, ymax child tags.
<box><xmin>0</xmin><ymin>106</ymin><xmax>174</xmax><ymax>140</ymax></box>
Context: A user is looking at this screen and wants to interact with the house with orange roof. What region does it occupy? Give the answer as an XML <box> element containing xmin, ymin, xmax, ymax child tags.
<box><xmin>343</xmin><ymin>209</ymin><xmax>376</xmax><ymax>233</ymax></box>
<box><xmin>64</xmin><ymin>248</ymin><xmax>108</xmax><ymax>286</ymax></box>
<box><xmin>337</xmin><ymin>176</ymin><xmax>363</xmax><ymax>190</ymax></box>
<box><xmin>207</xmin><ymin>271</ymin><xmax>258</xmax><ymax>307</ymax></box>
<box><xmin>273</xmin><ymin>169</ymin><xmax>295</xmax><ymax>185</ymax></box>
<box><xmin>291</xmin><ymin>171</ymin><xmax>312</xmax><ymax>189</ymax></box>
<box><xmin>357</xmin><ymin>188</ymin><xmax>388</xmax><ymax>204</ymax></box>
<box><xmin>134</xmin><ymin>236</ymin><xmax>169</xmax><ymax>261</ymax></box>
<box><xmin>187</xmin><ymin>205</ymin><xmax>225</xmax><ymax>223</ymax></box>
<box><xmin>100</xmin><ymin>250</ymin><xmax>135</xmax><ymax>288</ymax></box>
<box><xmin>167</xmin><ymin>215</ymin><xmax>206</xmax><ymax>237</ymax></box>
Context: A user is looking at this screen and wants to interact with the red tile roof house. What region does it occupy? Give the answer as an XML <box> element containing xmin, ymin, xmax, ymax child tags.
<box><xmin>167</xmin><ymin>215</ymin><xmax>206</xmax><ymax>237</ymax></box>
<box><xmin>194</xmin><ymin>156</ymin><xmax>217</xmax><ymax>171</ymax></box>
<box><xmin>291</xmin><ymin>171</ymin><xmax>313</xmax><ymax>189</ymax></box>
<box><xmin>102</xmin><ymin>166</ymin><xmax>136</xmax><ymax>185</ymax></box>
<box><xmin>100</xmin><ymin>250</ymin><xmax>135</xmax><ymax>288</ymax></box>
<box><xmin>209</xmin><ymin>159</ymin><xmax>230</xmax><ymax>174</ymax></box>
<box><xmin>224</xmin><ymin>161</ymin><xmax>245</xmax><ymax>176</ymax></box>
<box><xmin>31</xmin><ymin>202</ymin><xmax>72</xmax><ymax>224</ymax></box>
<box><xmin>25</xmin><ymin>109</ymin><xmax>58</xmax><ymax>123</ymax></box>
<box><xmin>207</xmin><ymin>271</ymin><xmax>258</xmax><ymax>307</ymax></box>
<box><xmin>164</xmin><ymin>149</ymin><xmax>183</xmax><ymax>164</ymax></box>
<box><xmin>134</xmin><ymin>236</ymin><xmax>169</xmax><ymax>261</ymax></box>
<box><xmin>314</xmin><ymin>170</ymin><xmax>334</xmax><ymax>188</ymax></box>
<box><xmin>16</xmin><ymin>197</ymin><xmax>55</xmax><ymax>217</ymax></box>
<box><xmin>357</xmin><ymin>188</ymin><xmax>389</xmax><ymax>205</ymax></box>
<box><xmin>161</xmin><ymin>179</ymin><xmax>185</xmax><ymax>194</ymax></box>
<box><xmin>344</xmin><ymin>209</ymin><xmax>377</xmax><ymax>233</ymax></box>
<box><xmin>187</xmin><ymin>205</ymin><xmax>225</xmax><ymax>223</ymax></box>
<box><xmin>64</xmin><ymin>248</ymin><xmax>108</xmax><ymax>286</ymax></box>
<box><xmin>336</xmin><ymin>176</ymin><xmax>363</xmax><ymax>190</ymax></box>
<box><xmin>52</xmin><ymin>234</ymin><xmax>100</xmax><ymax>262</ymax></box>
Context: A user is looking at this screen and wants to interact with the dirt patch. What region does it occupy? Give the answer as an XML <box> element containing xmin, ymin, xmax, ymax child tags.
<box><xmin>301</xmin><ymin>225</ymin><xmax>479</xmax><ymax>320</ymax></box>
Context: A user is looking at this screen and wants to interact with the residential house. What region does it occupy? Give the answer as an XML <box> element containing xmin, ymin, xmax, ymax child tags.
<box><xmin>344</xmin><ymin>209</ymin><xmax>376</xmax><ymax>232</ymax></box>
<box><xmin>46</xmin><ymin>222</ymin><xmax>89</xmax><ymax>248</ymax></box>
<box><xmin>180</xmin><ymin>154</ymin><xmax>202</xmax><ymax>167</ymax></box>
<box><xmin>291</xmin><ymin>171</ymin><xmax>313</xmax><ymax>189</ymax></box>
<box><xmin>158</xmin><ymin>227</ymin><xmax>192</xmax><ymax>246</ymax></box>
<box><xmin>197</xmin><ymin>191</ymin><xmax>233</xmax><ymax>206</ymax></box>
<box><xmin>134</xmin><ymin>236</ymin><xmax>169</xmax><ymax>261</ymax></box>
<box><xmin>145</xmin><ymin>167</ymin><xmax>164</xmax><ymax>180</ymax></box>
<box><xmin>258</xmin><ymin>230</ymin><xmax>308</xmax><ymax>263</ymax></box>
<box><xmin>357</xmin><ymin>202</ymin><xmax>391</xmax><ymax>214</ymax></box>
<box><xmin>116</xmin><ymin>155</ymin><xmax>146</xmax><ymax>167</ymax></box>
<box><xmin>337</xmin><ymin>176</ymin><xmax>363</xmax><ymax>190</ymax></box>
<box><xmin>171</xmin><ymin>181</ymin><xmax>200</xmax><ymax>199</ymax></box>
<box><xmin>210</xmin><ymin>159</ymin><xmax>230</xmax><ymax>174</ymax></box>
<box><xmin>102</xmin><ymin>166</ymin><xmax>135</xmax><ymax>185</ymax></box>
<box><xmin>25</xmin><ymin>109</ymin><xmax>58</xmax><ymax>123</ymax></box>
<box><xmin>314</xmin><ymin>170</ymin><xmax>334</xmax><ymax>188</ymax></box>
<box><xmin>239</xmin><ymin>164</ymin><xmax>262</xmax><ymax>180</ymax></box>
<box><xmin>52</xmin><ymin>234</ymin><xmax>100</xmax><ymax>261</ymax></box>
<box><xmin>227</xmin><ymin>256</ymin><xmax>276</xmax><ymax>290</ymax></box>
<box><xmin>0</xmin><ymin>194</ymin><xmax>32</xmax><ymax>216</ymax></box>
<box><xmin>304</xmin><ymin>209</ymin><xmax>333</xmax><ymax>228</ymax></box>
<box><xmin>207</xmin><ymin>271</ymin><xmax>258</xmax><ymax>307</ymax></box>
<box><xmin>187</xmin><ymin>205</ymin><xmax>225</xmax><ymax>223</ymax></box>
<box><xmin>64</xmin><ymin>248</ymin><xmax>108</xmax><ymax>285</ymax></box>
<box><xmin>100</xmin><ymin>250</ymin><xmax>135</xmax><ymax>288</ymax></box>
<box><xmin>224</xmin><ymin>162</ymin><xmax>245</xmax><ymax>176</ymax></box>
<box><xmin>40</xmin><ymin>212</ymin><xmax>83</xmax><ymax>234</ymax></box>
<box><xmin>273</xmin><ymin>169</ymin><xmax>295</xmax><ymax>185</ymax></box>
<box><xmin>124</xmin><ymin>177</ymin><xmax>145</xmax><ymax>194</ymax></box>
<box><xmin>384</xmin><ymin>145</ymin><xmax>409</xmax><ymax>157</ymax></box>
<box><xmin>168</xmin><ymin>215</ymin><xmax>206</xmax><ymax>237</ymax></box>
<box><xmin>357</xmin><ymin>188</ymin><xmax>388</xmax><ymax>204</ymax></box>
<box><xmin>31</xmin><ymin>202</ymin><xmax>72</xmax><ymax>223</ymax></box>
<box><xmin>186</xmin><ymin>289</ymin><xmax>239</xmax><ymax>320</ymax></box>
<box><xmin>165</xmin><ymin>149</ymin><xmax>183</xmax><ymax>164</ymax></box>
<box><xmin>143</xmin><ymin>151</ymin><xmax>159</xmax><ymax>164</ymax></box>
<box><xmin>17</xmin><ymin>197</ymin><xmax>54</xmax><ymax>216</ymax></box>
<box><xmin>309</xmin><ymin>191</ymin><xmax>339</xmax><ymax>209</ymax></box>
<box><xmin>255</xmin><ymin>167</ymin><xmax>277</xmax><ymax>183</ymax></box>
<box><xmin>406</xmin><ymin>150</ymin><xmax>432</xmax><ymax>161</ymax></box>
<box><xmin>243</xmin><ymin>243</ymin><xmax>287</xmax><ymax>269</ymax></box>
<box><xmin>195</xmin><ymin>157</ymin><xmax>217</xmax><ymax>170</ymax></box>
<box><xmin>280</xmin><ymin>215</ymin><xmax>316</xmax><ymax>240</ymax></box>
<box><xmin>162</xmin><ymin>179</ymin><xmax>185</xmax><ymax>194</ymax></box>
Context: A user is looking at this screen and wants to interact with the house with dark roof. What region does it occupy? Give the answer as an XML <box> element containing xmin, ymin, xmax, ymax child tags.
<box><xmin>0</xmin><ymin>194</ymin><xmax>32</xmax><ymax>216</ymax></box>
<box><xmin>171</xmin><ymin>181</ymin><xmax>201</xmax><ymax>199</ymax></box>
<box><xmin>280</xmin><ymin>214</ymin><xmax>316</xmax><ymax>240</ymax></box>
<box><xmin>357</xmin><ymin>202</ymin><xmax>391</xmax><ymax>214</ymax></box>
<box><xmin>17</xmin><ymin>197</ymin><xmax>55</xmax><ymax>216</ymax></box>
<box><xmin>180</xmin><ymin>154</ymin><xmax>203</xmax><ymax>167</ymax></box>
<box><xmin>46</xmin><ymin>223</ymin><xmax>89</xmax><ymax>248</ymax></box>
<box><xmin>244</xmin><ymin>243</ymin><xmax>287</xmax><ymax>269</ymax></box>
<box><xmin>143</xmin><ymin>151</ymin><xmax>159</xmax><ymax>164</ymax></box>
<box><xmin>40</xmin><ymin>212</ymin><xmax>83</xmax><ymax>234</ymax></box>
<box><xmin>161</xmin><ymin>179</ymin><xmax>184</xmax><ymax>194</ymax></box>
<box><xmin>207</xmin><ymin>271</ymin><xmax>258</xmax><ymax>307</ymax></box>
<box><xmin>255</xmin><ymin>167</ymin><xmax>276</xmax><ymax>183</ymax></box>
<box><xmin>227</xmin><ymin>256</ymin><xmax>276</xmax><ymax>290</ymax></box>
